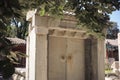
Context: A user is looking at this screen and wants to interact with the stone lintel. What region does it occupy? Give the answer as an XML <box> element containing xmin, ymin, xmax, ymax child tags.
<box><xmin>32</xmin><ymin>26</ymin><xmax>88</xmax><ymax>39</ymax></box>
<box><xmin>48</xmin><ymin>27</ymin><xmax>87</xmax><ymax>39</ymax></box>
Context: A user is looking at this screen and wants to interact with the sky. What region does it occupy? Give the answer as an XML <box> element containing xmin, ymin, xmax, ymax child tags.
<box><xmin>110</xmin><ymin>10</ymin><xmax>120</xmax><ymax>29</ymax></box>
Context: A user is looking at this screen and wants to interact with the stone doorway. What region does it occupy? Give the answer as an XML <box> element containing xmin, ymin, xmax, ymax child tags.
<box><xmin>48</xmin><ymin>36</ymin><xmax>85</xmax><ymax>80</ymax></box>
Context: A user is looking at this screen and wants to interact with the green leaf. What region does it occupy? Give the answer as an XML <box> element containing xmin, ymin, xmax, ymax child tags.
<box><xmin>39</xmin><ymin>7</ymin><xmax>45</xmax><ymax>16</ymax></box>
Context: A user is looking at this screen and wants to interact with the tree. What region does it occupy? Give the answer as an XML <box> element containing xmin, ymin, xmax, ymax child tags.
<box><xmin>0</xmin><ymin>37</ymin><xmax>15</xmax><ymax>79</ymax></box>
<box><xmin>0</xmin><ymin>36</ymin><xmax>26</xmax><ymax>79</ymax></box>
<box><xmin>1</xmin><ymin>0</ymin><xmax>120</xmax><ymax>36</ymax></box>
<box><xmin>6</xmin><ymin>25</ymin><xmax>17</xmax><ymax>38</ymax></box>
<box><xmin>0</xmin><ymin>0</ymin><xmax>28</xmax><ymax>39</ymax></box>
<box><xmin>7</xmin><ymin>17</ymin><xmax>29</xmax><ymax>39</ymax></box>
<box><xmin>0</xmin><ymin>0</ymin><xmax>25</xmax><ymax>79</ymax></box>
<box><xmin>22</xmin><ymin>0</ymin><xmax>120</xmax><ymax>34</ymax></box>
<box><xmin>106</xmin><ymin>22</ymin><xmax>119</xmax><ymax>39</ymax></box>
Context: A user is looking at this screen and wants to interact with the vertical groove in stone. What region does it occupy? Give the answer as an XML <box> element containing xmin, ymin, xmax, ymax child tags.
<box><xmin>91</xmin><ymin>39</ymin><xmax>98</xmax><ymax>80</ymax></box>
<box><xmin>84</xmin><ymin>39</ymin><xmax>92</xmax><ymax>80</ymax></box>
<box><xmin>47</xmin><ymin>35</ymin><xmax>49</xmax><ymax>80</ymax></box>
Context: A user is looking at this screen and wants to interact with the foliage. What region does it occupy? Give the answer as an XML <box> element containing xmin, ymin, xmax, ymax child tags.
<box><xmin>23</xmin><ymin>0</ymin><xmax>120</xmax><ymax>34</ymax></box>
<box><xmin>6</xmin><ymin>25</ymin><xmax>16</xmax><ymax>38</ymax></box>
<box><xmin>9</xmin><ymin>18</ymin><xmax>29</xmax><ymax>39</ymax></box>
<box><xmin>0</xmin><ymin>0</ymin><xmax>21</xmax><ymax>27</ymax></box>
<box><xmin>0</xmin><ymin>36</ymin><xmax>27</xmax><ymax>79</ymax></box>
<box><xmin>0</xmin><ymin>0</ymin><xmax>28</xmax><ymax>39</ymax></box>
<box><xmin>0</xmin><ymin>60</ymin><xmax>15</xmax><ymax>79</ymax></box>
<box><xmin>0</xmin><ymin>37</ymin><xmax>15</xmax><ymax>79</ymax></box>
<box><xmin>0</xmin><ymin>0</ymin><xmax>26</xmax><ymax>79</ymax></box>
<box><xmin>1</xmin><ymin>0</ymin><xmax>120</xmax><ymax>36</ymax></box>
<box><xmin>106</xmin><ymin>22</ymin><xmax>119</xmax><ymax>39</ymax></box>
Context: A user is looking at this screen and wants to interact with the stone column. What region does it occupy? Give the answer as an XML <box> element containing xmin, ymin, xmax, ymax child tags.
<box><xmin>27</xmin><ymin>28</ymin><xmax>36</xmax><ymax>80</ymax></box>
<box><xmin>35</xmin><ymin>27</ymin><xmax>48</xmax><ymax>80</ymax></box>
<box><xmin>26</xmin><ymin>12</ymin><xmax>51</xmax><ymax>80</ymax></box>
<box><xmin>26</xmin><ymin>27</ymin><xmax>48</xmax><ymax>80</ymax></box>
<box><xmin>97</xmin><ymin>39</ymin><xmax>105</xmax><ymax>80</ymax></box>
<box><xmin>26</xmin><ymin>36</ymin><xmax>30</xmax><ymax>80</ymax></box>
<box><xmin>84</xmin><ymin>38</ymin><xmax>105</xmax><ymax>80</ymax></box>
<box><xmin>26</xmin><ymin>23</ymin><xmax>32</xmax><ymax>80</ymax></box>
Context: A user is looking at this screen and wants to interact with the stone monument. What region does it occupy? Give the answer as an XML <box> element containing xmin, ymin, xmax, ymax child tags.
<box><xmin>26</xmin><ymin>10</ymin><xmax>105</xmax><ymax>80</ymax></box>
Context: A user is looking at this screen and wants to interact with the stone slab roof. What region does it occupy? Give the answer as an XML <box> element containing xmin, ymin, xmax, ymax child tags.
<box><xmin>105</xmin><ymin>39</ymin><xmax>118</xmax><ymax>46</ymax></box>
<box><xmin>7</xmin><ymin>37</ymin><xmax>26</xmax><ymax>44</ymax></box>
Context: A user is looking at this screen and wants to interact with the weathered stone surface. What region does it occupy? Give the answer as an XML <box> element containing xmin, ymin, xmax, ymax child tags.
<box><xmin>26</xmin><ymin>11</ymin><xmax>105</xmax><ymax>80</ymax></box>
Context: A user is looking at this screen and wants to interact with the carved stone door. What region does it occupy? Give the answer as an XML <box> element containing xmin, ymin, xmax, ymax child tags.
<box><xmin>48</xmin><ymin>36</ymin><xmax>85</xmax><ymax>80</ymax></box>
